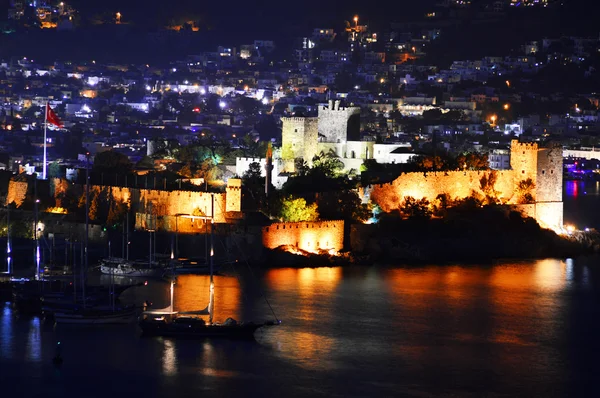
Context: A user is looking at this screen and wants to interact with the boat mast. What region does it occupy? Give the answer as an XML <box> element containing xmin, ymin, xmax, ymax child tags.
<box><xmin>109</xmin><ymin>240</ymin><xmax>114</xmax><ymax>311</ymax></box>
<box><xmin>126</xmin><ymin>211</ymin><xmax>129</xmax><ymax>261</ymax></box>
<box><xmin>84</xmin><ymin>153</ymin><xmax>90</xmax><ymax>307</ymax></box>
<box><xmin>170</xmin><ymin>276</ymin><xmax>174</xmax><ymax>313</ymax></box>
<box><xmin>208</xmin><ymin>193</ymin><xmax>214</xmax><ymax>325</ymax></box>
<box><xmin>6</xmin><ymin>203</ymin><xmax>11</xmax><ymax>275</ymax></box>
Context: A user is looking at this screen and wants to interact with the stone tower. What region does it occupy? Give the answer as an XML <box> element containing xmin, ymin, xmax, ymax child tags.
<box><xmin>534</xmin><ymin>142</ymin><xmax>563</xmax><ymax>229</ymax></box>
<box><xmin>510</xmin><ymin>140</ymin><xmax>538</xmax><ymax>186</ymax></box>
<box><xmin>225</xmin><ymin>178</ymin><xmax>242</xmax><ymax>212</ymax></box>
<box><xmin>510</xmin><ymin>139</ymin><xmax>563</xmax><ymax>230</ymax></box>
<box><xmin>281</xmin><ymin>116</ymin><xmax>318</xmax><ymax>169</ymax></box>
<box><xmin>317</xmin><ymin>100</ymin><xmax>361</xmax><ymax>143</ymax></box>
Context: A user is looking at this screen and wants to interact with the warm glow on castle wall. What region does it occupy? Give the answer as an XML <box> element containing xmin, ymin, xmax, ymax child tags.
<box><xmin>262</xmin><ymin>221</ymin><xmax>344</xmax><ymax>253</ymax></box>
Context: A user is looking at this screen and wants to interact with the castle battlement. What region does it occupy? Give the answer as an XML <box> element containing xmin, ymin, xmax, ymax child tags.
<box><xmin>236</xmin><ymin>157</ymin><xmax>265</xmax><ymax>162</ymax></box>
<box><xmin>262</xmin><ymin>220</ymin><xmax>344</xmax><ymax>253</ymax></box>
<box><xmin>511</xmin><ymin>139</ymin><xmax>538</xmax><ymax>151</ymax></box>
<box><xmin>263</xmin><ymin>220</ymin><xmax>344</xmax><ymax>232</ymax></box>
<box><xmin>369</xmin><ymin>141</ymin><xmax>563</xmax><ymax>231</ymax></box>
<box><xmin>281</xmin><ymin>117</ymin><xmax>318</xmax><ymax>123</ymax></box>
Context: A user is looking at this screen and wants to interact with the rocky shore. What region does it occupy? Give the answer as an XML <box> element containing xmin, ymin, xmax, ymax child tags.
<box><xmin>254</xmin><ymin>207</ymin><xmax>600</xmax><ymax>268</ymax></box>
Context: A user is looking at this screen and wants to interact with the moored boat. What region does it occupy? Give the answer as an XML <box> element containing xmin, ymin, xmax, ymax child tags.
<box><xmin>100</xmin><ymin>258</ymin><xmax>162</xmax><ymax>277</ymax></box>
<box><xmin>54</xmin><ymin>307</ymin><xmax>138</xmax><ymax>324</ymax></box>
<box><xmin>139</xmin><ymin>196</ymin><xmax>280</xmax><ymax>339</ymax></box>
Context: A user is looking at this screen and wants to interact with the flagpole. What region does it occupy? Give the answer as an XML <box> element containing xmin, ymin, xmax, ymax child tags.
<box><xmin>43</xmin><ymin>102</ymin><xmax>48</xmax><ymax>180</ymax></box>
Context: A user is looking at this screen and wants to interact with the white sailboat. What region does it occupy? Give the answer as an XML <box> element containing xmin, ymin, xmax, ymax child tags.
<box><xmin>139</xmin><ymin>194</ymin><xmax>280</xmax><ymax>339</ymax></box>
<box><xmin>55</xmin><ymin>164</ymin><xmax>139</xmax><ymax>325</ymax></box>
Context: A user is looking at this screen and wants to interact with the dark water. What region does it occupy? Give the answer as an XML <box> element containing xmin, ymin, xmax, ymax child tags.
<box><xmin>2</xmin><ymin>261</ymin><xmax>600</xmax><ymax>397</ymax></box>
<box><xmin>0</xmin><ymin>182</ymin><xmax>599</xmax><ymax>397</ymax></box>
<box><xmin>564</xmin><ymin>180</ymin><xmax>600</xmax><ymax>230</ymax></box>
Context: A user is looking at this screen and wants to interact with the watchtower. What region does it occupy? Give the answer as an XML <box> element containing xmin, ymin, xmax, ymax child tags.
<box><xmin>281</xmin><ymin>116</ymin><xmax>318</xmax><ymax>168</ymax></box>
<box><xmin>318</xmin><ymin>100</ymin><xmax>361</xmax><ymax>143</ymax></box>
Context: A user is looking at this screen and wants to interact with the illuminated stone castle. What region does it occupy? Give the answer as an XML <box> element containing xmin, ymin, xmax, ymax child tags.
<box><xmin>369</xmin><ymin>140</ymin><xmax>564</xmax><ymax>231</ymax></box>
<box><xmin>280</xmin><ymin>101</ymin><xmax>362</xmax><ymax>171</ymax></box>
<box><xmin>5</xmin><ymin>178</ymin><xmax>243</xmax><ymax>234</ymax></box>
<box><xmin>262</xmin><ymin>220</ymin><xmax>345</xmax><ymax>253</ymax></box>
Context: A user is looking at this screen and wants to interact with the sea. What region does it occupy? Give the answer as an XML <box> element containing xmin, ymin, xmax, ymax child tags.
<box><xmin>1</xmin><ymin>180</ymin><xmax>600</xmax><ymax>397</ymax></box>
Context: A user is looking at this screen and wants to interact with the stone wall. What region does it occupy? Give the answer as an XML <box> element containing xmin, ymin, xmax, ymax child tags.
<box><xmin>6</xmin><ymin>180</ymin><xmax>28</xmax><ymax>207</ymax></box>
<box><xmin>318</xmin><ymin>101</ymin><xmax>361</xmax><ymax>143</ymax></box>
<box><xmin>369</xmin><ymin>140</ymin><xmax>564</xmax><ymax>231</ymax></box>
<box><xmin>225</xmin><ymin>178</ymin><xmax>242</xmax><ymax>213</ymax></box>
<box><xmin>510</xmin><ymin>140</ymin><xmax>538</xmax><ymax>187</ymax></box>
<box><xmin>262</xmin><ymin>220</ymin><xmax>344</xmax><ymax>253</ymax></box>
<box><xmin>536</xmin><ymin>145</ymin><xmax>563</xmax><ymax>203</ymax></box>
<box><xmin>370</xmin><ymin>169</ymin><xmax>517</xmax><ymax>212</ymax></box>
<box><xmin>281</xmin><ymin>117</ymin><xmax>318</xmax><ymax>167</ymax></box>
<box><xmin>535</xmin><ymin>202</ymin><xmax>563</xmax><ymax>231</ymax></box>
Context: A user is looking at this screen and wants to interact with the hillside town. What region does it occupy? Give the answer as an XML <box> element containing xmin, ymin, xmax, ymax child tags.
<box><xmin>1</xmin><ymin>0</ymin><xmax>599</xmax><ymax>263</ymax></box>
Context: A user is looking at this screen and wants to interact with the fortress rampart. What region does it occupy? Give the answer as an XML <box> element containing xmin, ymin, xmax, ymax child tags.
<box><xmin>369</xmin><ymin>140</ymin><xmax>564</xmax><ymax>231</ymax></box>
<box><xmin>262</xmin><ymin>220</ymin><xmax>344</xmax><ymax>253</ymax></box>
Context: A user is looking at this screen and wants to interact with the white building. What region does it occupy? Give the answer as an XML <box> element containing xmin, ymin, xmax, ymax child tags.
<box><xmin>235</xmin><ymin>157</ymin><xmax>288</xmax><ymax>189</ymax></box>
<box><xmin>488</xmin><ymin>149</ymin><xmax>510</xmax><ymax>170</ymax></box>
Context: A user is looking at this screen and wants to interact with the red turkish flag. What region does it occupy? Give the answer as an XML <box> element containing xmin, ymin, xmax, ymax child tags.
<box><xmin>46</xmin><ymin>103</ymin><xmax>63</xmax><ymax>128</ymax></box>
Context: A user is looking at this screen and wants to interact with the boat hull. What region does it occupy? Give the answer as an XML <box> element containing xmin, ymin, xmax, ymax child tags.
<box><xmin>139</xmin><ymin>321</ymin><xmax>264</xmax><ymax>339</ymax></box>
<box><xmin>100</xmin><ymin>264</ymin><xmax>162</xmax><ymax>278</ymax></box>
<box><xmin>55</xmin><ymin>310</ymin><xmax>137</xmax><ymax>324</ymax></box>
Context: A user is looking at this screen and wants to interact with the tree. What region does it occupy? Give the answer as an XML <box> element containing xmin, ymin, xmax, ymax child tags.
<box><xmin>516</xmin><ymin>179</ymin><xmax>535</xmax><ymax>204</ymax></box>
<box><xmin>243</xmin><ymin>162</ymin><xmax>262</xmax><ymax>180</ymax></box>
<box><xmin>400</xmin><ymin>196</ymin><xmax>432</xmax><ymax>219</ymax></box>
<box><xmin>93</xmin><ymin>151</ymin><xmax>132</xmax><ymax>174</ymax></box>
<box><xmin>47</xmin><ymin>162</ymin><xmax>62</xmax><ymax>179</ymax></box>
<box><xmin>316</xmin><ymin>189</ymin><xmax>371</xmax><ymax>223</ymax></box>
<box><xmin>455</xmin><ymin>152</ymin><xmax>489</xmax><ymax>170</ymax></box>
<box><xmin>311</xmin><ymin>150</ymin><xmax>344</xmax><ymax>178</ymax></box>
<box><xmin>422</xmin><ymin>108</ymin><xmax>443</xmax><ymax>121</ymax></box>
<box><xmin>479</xmin><ymin>171</ymin><xmax>500</xmax><ymax>204</ymax></box>
<box><xmin>107</xmin><ymin>200</ymin><xmax>128</xmax><ymax>227</ymax></box>
<box><xmin>136</xmin><ymin>156</ymin><xmax>155</xmax><ymax>169</ymax></box>
<box><xmin>279</xmin><ymin>196</ymin><xmax>319</xmax><ymax>222</ymax></box>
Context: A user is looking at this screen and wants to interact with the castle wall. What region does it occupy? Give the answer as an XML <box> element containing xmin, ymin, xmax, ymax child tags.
<box><xmin>281</xmin><ymin>117</ymin><xmax>318</xmax><ymax>166</ymax></box>
<box><xmin>262</xmin><ymin>220</ymin><xmax>344</xmax><ymax>253</ymax></box>
<box><xmin>535</xmin><ymin>202</ymin><xmax>563</xmax><ymax>231</ymax></box>
<box><xmin>235</xmin><ymin>157</ymin><xmax>287</xmax><ymax>188</ymax></box>
<box><xmin>6</xmin><ymin>180</ymin><xmax>28</xmax><ymax>207</ymax></box>
<box><xmin>318</xmin><ymin>101</ymin><xmax>361</xmax><ymax>143</ymax></box>
<box><xmin>536</xmin><ymin>145</ymin><xmax>563</xmax><ymax>203</ymax></box>
<box><xmin>225</xmin><ymin>178</ymin><xmax>242</xmax><ymax>213</ymax></box>
<box><xmin>510</xmin><ymin>140</ymin><xmax>538</xmax><ymax>189</ymax></box>
<box><xmin>370</xmin><ymin>170</ymin><xmax>517</xmax><ymax>212</ymax></box>
<box><xmin>370</xmin><ymin>140</ymin><xmax>564</xmax><ymax>232</ymax></box>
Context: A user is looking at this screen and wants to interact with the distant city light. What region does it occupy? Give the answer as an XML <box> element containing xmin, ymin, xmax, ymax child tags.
<box><xmin>145</xmin><ymin>85</ymin><xmax>151</xmax><ymax>91</ymax></box>
<box><xmin>261</xmin><ymin>98</ymin><xmax>269</xmax><ymax>105</ymax></box>
<box><xmin>219</xmin><ymin>101</ymin><xmax>226</xmax><ymax>109</ymax></box>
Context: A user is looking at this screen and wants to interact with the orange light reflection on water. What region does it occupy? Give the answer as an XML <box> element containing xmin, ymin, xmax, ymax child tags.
<box><xmin>174</xmin><ymin>275</ymin><xmax>240</xmax><ymax>322</ymax></box>
<box><xmin>265</xmin><ymin>267</ymin><xmax>342</xmax><ymax>370</ymax></box>
<box><xmin>384</xmin><ymin>260</ymin><xmax>570</xmax><ymax>365</ymax></box>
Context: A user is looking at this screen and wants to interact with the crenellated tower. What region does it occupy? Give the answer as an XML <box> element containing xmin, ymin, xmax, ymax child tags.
<box><xmin>281</xmin><ymin>116</ymin><xmax>318</xmax><ymax>170</ymax></box>
<box><xmin>317</xmin><ymin>100</ymin><xmax>361</xmax><ymax>143</ymax></box>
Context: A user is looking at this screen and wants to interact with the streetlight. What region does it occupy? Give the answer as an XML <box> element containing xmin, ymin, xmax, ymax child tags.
<box><xmin>503</xmin><ymin>104</ymin><xmax>510</xmax><ymax>110</ymax></box>
<box><xmin>490</xmin><ymin>115</ymin><xmax>497</xmax><ymax>125</ymax></box>
<box><xmin>353</xmin><ymin>16</ymin><xmax>358</xmax><ymax>27</ymax></box>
